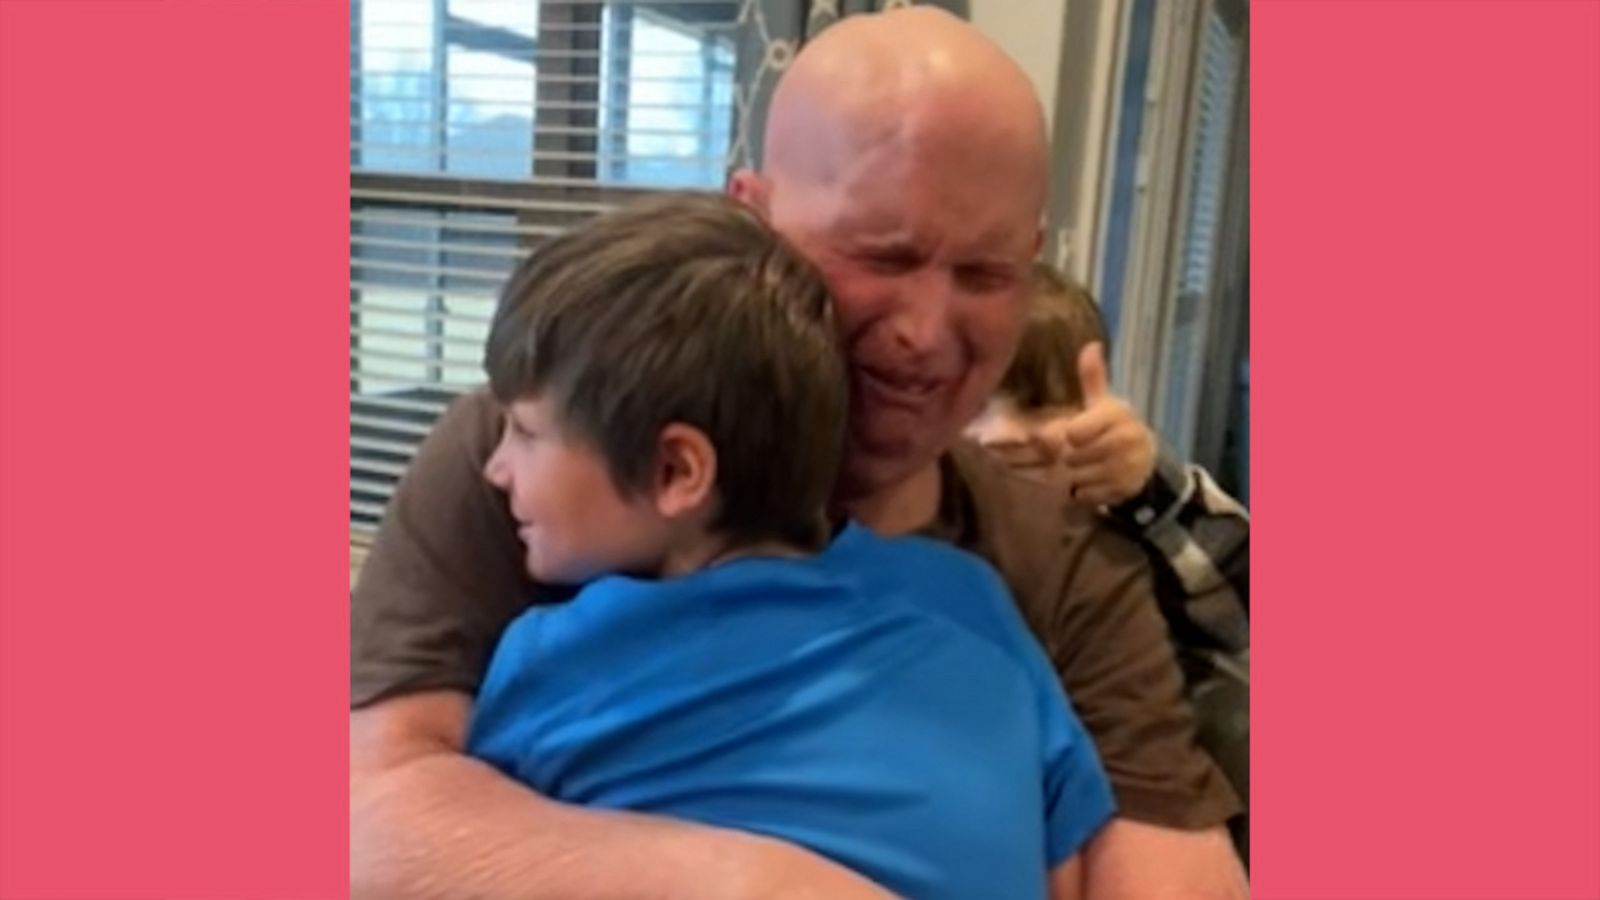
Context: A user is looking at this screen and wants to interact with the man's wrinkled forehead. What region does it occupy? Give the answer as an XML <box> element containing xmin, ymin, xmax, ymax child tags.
<box><xmin>831</xmin><ymin>207</ymin><xmax>1036</xmax><ymax>264</ymax></box>
<box><xmin>816</xmin><ymin>159</ymin><xmax>1041</xmax><ymax>254</ymax></box>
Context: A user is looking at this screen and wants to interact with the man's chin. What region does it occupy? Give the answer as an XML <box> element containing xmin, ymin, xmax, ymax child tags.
<box><xmin>839</xmin><ymin>438</ymin><xmax>940</xmax><ymax>499</ymax></box>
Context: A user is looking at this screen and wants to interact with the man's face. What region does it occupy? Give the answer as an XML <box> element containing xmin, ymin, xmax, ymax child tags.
<box><xmin>763</xmin><ymin>147</ymin><xmax>1040</xmax><ymax>496</ymax></box>
<box><xmin>482</xmin><ymin>397</ymin><xmax>667</xmax><ymax>585</ymax></box>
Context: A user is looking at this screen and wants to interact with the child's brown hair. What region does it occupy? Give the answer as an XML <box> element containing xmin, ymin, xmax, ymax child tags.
<box><xmin>485</xmin><ymin>192</ymin><xmax>846</xmax><ymax>548</ymax></box>
<box><xmin>997</xmin><ymin>262</ymin><xmax>1110</xmax><ymax>409</ymax></box>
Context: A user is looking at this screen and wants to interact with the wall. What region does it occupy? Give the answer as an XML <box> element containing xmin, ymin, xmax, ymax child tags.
<box><xmin>970</xmin><ymin>0</ymin><xmax>1123</xmax><ymax>286</ymax></box>
<box><xmin>969</xmin><ymin>0</ymin><xmax>1068</xmax><ymax>132</ymax></box>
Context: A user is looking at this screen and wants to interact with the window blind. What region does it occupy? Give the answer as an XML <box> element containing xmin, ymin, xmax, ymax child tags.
<box><xmin>350</xmin><ymin>0</ymin><xmax>743</xmax><ymax>537</ymax></box>
<box><xmin>1156</xmin><ymin>6</ymin><xmax>1241</xmax><ymax>448</ymax></box>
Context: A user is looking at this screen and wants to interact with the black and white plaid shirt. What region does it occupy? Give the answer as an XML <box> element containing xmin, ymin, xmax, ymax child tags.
<box><xmin>1106</xmin><ymin>448</ymin><xmax>1250</xmax><ymax>687</ymax></box>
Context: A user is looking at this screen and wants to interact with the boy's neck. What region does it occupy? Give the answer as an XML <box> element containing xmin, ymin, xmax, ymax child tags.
<box><xmin>656</xmin><ymin>532</ymin><xmax>809</xmax><ymax>579</ymax></box>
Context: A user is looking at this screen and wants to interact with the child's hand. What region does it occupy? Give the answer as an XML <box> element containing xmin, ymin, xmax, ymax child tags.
<box><xmin>1037</xmin><ymin>343</ymin><xmax>1157</xmax><ymax>507</ymax></box>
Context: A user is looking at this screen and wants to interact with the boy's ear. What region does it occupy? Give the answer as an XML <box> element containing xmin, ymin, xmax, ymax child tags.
<box><xmin>650</xmin><ymin>423</ymin><xmax>718</xmax><ymax>520</ymax></box>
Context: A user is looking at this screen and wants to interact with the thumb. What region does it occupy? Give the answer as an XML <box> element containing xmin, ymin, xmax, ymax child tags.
<box><xmin>1077</xmin><ymin>342</ymin><xmax>1110</xmax><ymax>405</ymax></box>
<box><xmin>1033</xmin><ymin>416</ymin><xmax>1073</xmax><ymax>461</ymax></box>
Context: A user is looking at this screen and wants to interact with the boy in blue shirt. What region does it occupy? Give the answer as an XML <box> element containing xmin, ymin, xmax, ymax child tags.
<box><xmin>466</xmin><ymin>193</ymin><xmax>1114</xmax><ymax>899</ymax></box>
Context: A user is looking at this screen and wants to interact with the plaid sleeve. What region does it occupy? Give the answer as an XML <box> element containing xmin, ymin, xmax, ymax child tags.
<box><xmin>1104</xmin><ymin>448</ymin><xmax>1249</xmax><ymax>657</ymax></box>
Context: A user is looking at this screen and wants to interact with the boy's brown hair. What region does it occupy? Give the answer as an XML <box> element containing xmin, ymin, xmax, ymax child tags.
<box><xmin>485</xmin><ymin>192</ymin><xmax>846</xmax><ymax>547</ymax></box>
<box><xmin>998</xmin><ymin>262</ymin><xmax>1111</xmax><ymax>409</ymax></box>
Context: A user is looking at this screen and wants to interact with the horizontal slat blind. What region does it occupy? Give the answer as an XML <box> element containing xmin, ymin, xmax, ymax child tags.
<box><xmin>1156</xmin><ymin>7</ymin><xmax>1241</xmax><ymax>448</ymax></box>
<box><xmin>351</xmin><ymin>0</ymin><xmax>741</xmax><ymax>538</ymax></box>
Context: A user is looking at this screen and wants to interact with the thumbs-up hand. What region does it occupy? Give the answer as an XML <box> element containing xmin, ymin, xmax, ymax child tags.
<box><xmin>1034</xmin><ymin>342</ymin><xmax>1157</xmax><ymax>506</ymax></box>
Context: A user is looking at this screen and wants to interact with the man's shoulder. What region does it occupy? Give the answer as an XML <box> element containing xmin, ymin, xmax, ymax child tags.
<box><xmin>945</xmin><ymin>446</ymin><xmax>1243</xmax><ymax>829</ymax></box>
<box><xmin>945</xmin><ymin>442</ymin><xmax>1146</xmax><ymax>576</ymax></box>
<box><xmin>946</xmin><ymin>441</ymin><xmax>1078</xmax><ymax>536</ymax></box>
<box><xmin>942</xmin><ymin>442</ymin><xmax>1155</xmax><ymax>635</ymax></box>
<box><xmin>438</xmin><ymin>386</ymin><xmax>502</xmax><ymax>453</ymax></box>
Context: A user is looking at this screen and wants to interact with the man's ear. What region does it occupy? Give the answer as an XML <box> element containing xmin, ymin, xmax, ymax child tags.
<box><xmin>728</xmin><ymin>168</ymin><xmax>772</xmax><ymax>218</ymax></box>
<box><xmin>650</xmin><ymin>423</ymin><xmax>718</xmax><ymax>520</ymax></box>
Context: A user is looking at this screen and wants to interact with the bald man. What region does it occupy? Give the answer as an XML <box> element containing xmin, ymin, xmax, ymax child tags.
<box><xmin>351</xmin><ymin>8</ymin><xmax>1246</xmax><ymax>899</ymax></box>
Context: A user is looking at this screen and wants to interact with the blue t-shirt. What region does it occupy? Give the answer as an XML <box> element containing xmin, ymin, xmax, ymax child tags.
<box><xmin>468</xmin><ymin>523</ymin><xmax>1114</xmax><ymax>899</ymax></box>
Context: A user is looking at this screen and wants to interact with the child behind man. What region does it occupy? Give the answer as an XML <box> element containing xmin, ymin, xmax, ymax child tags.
<box><xmin>465</xmin><ymin>194</ymin><xmax>1113</xmax><ymax>900</ymax></box>
<box><xmin>964</xmin><ymin>261</ymin><xmax>1250</xmax><ymax>862</ymax></box>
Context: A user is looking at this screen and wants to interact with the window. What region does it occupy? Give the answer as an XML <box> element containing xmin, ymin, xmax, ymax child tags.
<box><xmin>353</xmin><ymin>0</ymin><xmax>539</xmax><ymax>177</ymax></box>
<box><xmin>1154</xmin><ymin>4</ymin><xmax>1243</xmax><ymax>454</ymax></box>
<box><xmin>350</xmin><ymin>0</ymin><xmax>742</xmax><ymax>537</ymax></box>
<box><xmin>1090</xmin><ymin>0</ymin><xmax>1247</xmax><ymax>463</ymax></box>
<box><xmin>1093</xmin><ymin>0</ymin><xmax>1157</xmax><ymax>347</ymax></box>
<box><xmin>598</xmin><ymin>7</ymin><xmax>736</xmax><ymax>187</ymax></box>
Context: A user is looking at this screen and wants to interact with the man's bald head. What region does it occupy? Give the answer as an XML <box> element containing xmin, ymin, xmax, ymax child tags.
<box><xmin>726</xmin><ymin>7</ymin><xmax>1052</xmax><ymax>503</ymax></box>
<box><xmin>761</xmin><ymin>6</ymin><xmax>1047</xmax><ymax>205</ymax></box>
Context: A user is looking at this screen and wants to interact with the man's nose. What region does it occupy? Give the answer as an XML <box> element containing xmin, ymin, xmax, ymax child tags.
<box><xmin>888</xmin><ymin>268</ymin><xmax>956</xmax><ymax>357</ymax></box>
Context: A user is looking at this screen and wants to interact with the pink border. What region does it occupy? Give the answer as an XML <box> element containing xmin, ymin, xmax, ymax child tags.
<box><xmin>2</xmin><ymin>0</ymin><xmax>1597</xmax><ymax>897</ymax></box>
<box><xmin>1251</xmin><ymin>1</ymin><xmax>1600</xmax><ymax>898</ymax></box>
<box><xmin>1</xmin><ymin>1</ymin><xmax>349</xmax><ymax>897</ymax></box>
